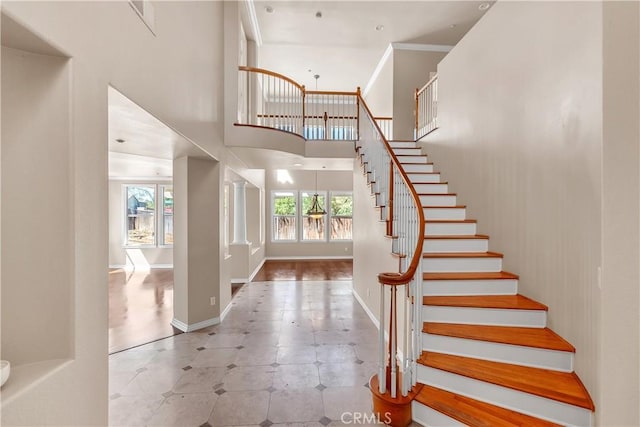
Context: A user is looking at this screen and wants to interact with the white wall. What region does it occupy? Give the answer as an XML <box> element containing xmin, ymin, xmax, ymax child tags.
<box><xmin>420</xmin><ymin>0</ymin><xmax>617</xmax><ymax>421</ymax></box>
<box><xmin>266</xmin><ymin>169</ymin><xmax>353</xmax><ymax>259</ymax></box>
<box><xmin>392</xmin><ymin>49</ymin><xmax>446</xmax><ymax>140</ymax></box>
<box><xmin>600</xmin><ymin>2</ymin><xmax>640</xmax><ymax>425</ymax></box>
<box><xmin>0</xmin><ymin>2</ymin><xmax>226</xmax><ymax>425</ymax></box>
<box><xmin>352</xmin><ymin>160</ymin><xmax>399</xmax><ymax>324</ymax></box>
<box><xmin>2</xmin><ymin>46</ymin><xmax>72</xmax><ymax>368</ymax></box>
<box><xmin>364</xmin><ymin>52</ymin><xmax>393</xmax><ymax>119</ymax></box>
<box><xmin>108</xmin><ymin>180</ymin><xmax>173</xmax><ymax>268</ymax></box>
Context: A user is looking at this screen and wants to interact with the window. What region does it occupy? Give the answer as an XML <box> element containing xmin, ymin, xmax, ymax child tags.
<box><xmin>272</xmin><ymin>191</ymin><xmax>297</xmax><ymax>241</ymax></box>
<box><xmin>301</xmin><ymin>191</ymin><xmax>326</xmax><ymax>241</ymax></box>
<box><xmin>224</xmin><ymin>184</ymin><xmax>230</xmax><ymax>255</ymax></box>
<box><xmin>160</xmin><ymin>185</ymin><xmax>173</xmax><ymax>245</ymax></box>
<box><xmin>330</xmin><ymin>193</ymin><xmax>353</xmax><ymax>240</ymax></box>
<box><xmin>270</xmin><ymin>190</ymin><xmax>353</xmax><ymax>242</ymax></box>
<box><xmin>126</xmin><ymin>185</ymin><xmax>156</xmax><ymax>246</ymax></box>
<box><xmin>124</xmin><ymin>183</ymin><xmax>173</xmax><ymax>247</ymax></box>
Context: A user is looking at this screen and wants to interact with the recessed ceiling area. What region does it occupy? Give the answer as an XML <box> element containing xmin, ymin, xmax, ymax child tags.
<box><xmin>229</xmin><ymin>146</ymin><xmax>354</xmax><ymax>171</ymax></box>
<box><xmin>254</xmin><ymin>1</ymin><xmax>493</xmax><ymax>90</ymax></box>
<box><xmin>108</xmin><ymin>86</ymin><xmax>209</xmax><ymax>178</ymax></box>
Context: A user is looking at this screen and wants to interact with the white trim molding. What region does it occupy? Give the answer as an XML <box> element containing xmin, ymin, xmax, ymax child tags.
<box><xmin>363</xmin><ymin>42</ymin><xmax>454</xmax><ymax>98</ymax></box>
<box><xmin>231</xmin><ymin>257</ymin><xmax>266</xmax><ymax>284</ymax></box>
<box><xmin>171</xmin><ymin>302</ymin><xmax>234</xmax><ymax>333</ymax></box>
<box><xmin>244</xmin><ymin>0</ymin><xmax>263</xmax><ymax>47</ymax></box>
<box><xmin>352</xmin><ymin>288</ymin><xmax>380</xmax><ymax>330</ymax></box>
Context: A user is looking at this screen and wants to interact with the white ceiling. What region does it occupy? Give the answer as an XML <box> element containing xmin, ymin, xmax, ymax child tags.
<box><xmin>108</xmin><ymin>86</ymin><xmax>209</xmax><ymax>178</ymax></box>
<box><xmin>254</xmin><ymin>1</ymin><xmax>493</xmax><ymax>91</ymax></box>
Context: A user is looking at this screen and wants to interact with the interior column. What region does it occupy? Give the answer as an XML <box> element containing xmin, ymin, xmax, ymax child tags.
<box><xmin>172</xmin><ymin>156</ymin><xmax>221</xmax><ymax>331</ymax></box>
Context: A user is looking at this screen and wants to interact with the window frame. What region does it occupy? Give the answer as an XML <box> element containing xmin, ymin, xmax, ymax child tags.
<box><xmin>271</xmin><ymin>190</ymin><xmax>298</xmax><ymax>242</ymax></box>
<box><xmin>328</xmin><ymin>191</ymin><xmax>353</xmax><ymax>242</ymax></box>
<box><xmin>270</xmin><ymin>190</ymin><xmax>353</xmax><ymax>243</ymax></box>
<box><xmin>122</xmin><ymin>183</ymin><xmax>173</xmax><ymax>249</ymax></box>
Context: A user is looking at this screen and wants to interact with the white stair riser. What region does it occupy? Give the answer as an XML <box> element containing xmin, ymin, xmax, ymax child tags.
<box><xmin>411</xmin><ymin>402</ymin><xmax>466</xmax><ymax>427</ymax></box>
<box><xmin>423</xmin><ymin>306</ymin><xmax>547</xmax><ymax>327</ymax></box>
<box><xmin>404</xmin><ymin>164</ymin><xmax>434</xmax><ymax>173</ymax></box>
<box><xmin>409</xmin><ymin>173</ymin><xmax>441</xmax><ymax>183</ymax></box>
<box><xmin>419</xmin><ymin>194</ymin><xmax>456</xmax><ymax>206</ymax></box>
<box><xmin>423</xmin><ymin>333</ymin><xmax>575</xmax><ymax>372</ymax></box>
<box><xmin>389</xmin><ymin>141</ymin><xmax>417</xmax><ymax>149</ymax></box>
<box><xmin>423</xmin><ymin>279</ymin><xmax>518</xmax><ymax>296</ymax></box>
<box><xmin>398</xmin><ymin>155</ymin><xmax>428</xmax><ymax>164</ymax></box>
<box><xmin>425</xmin><ymin>222</ymin><xmax>476</xmax><ymax>236</ymax></box>
<box><xmin>423</xmin><ymin>256</ymin><xmax>502</xmax><ymax>273</ymax></box>
<box><xmin>424</xmin><ymin>238</ymin><xmax>489</xmax><ymax>253</ymax></box>
<box><xmin>417</xmin><ymin>366</ymin><xmax>593</xmax><ymax>426</ymax></box>
<box><xmin>424</xmin><ymin>207</ymin><xmax>466</xmax><ymax>220</ymax></box>
<box><xmin>393</xmin><ymin>148</ymin><xmax>423</xmax><ymax>155</ymax></box>
<box><xmin>414</xmin><ymin>183</ymin><xmax>449</xmax><ymax>194</ymax></box>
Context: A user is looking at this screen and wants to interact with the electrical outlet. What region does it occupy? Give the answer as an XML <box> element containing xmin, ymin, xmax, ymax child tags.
<box><xmin>367</xmin><ymin>289</ymin><xmax>371</xmax><ymax>297</ymax></box>
<box><xmin>210</xmin><ymin>297</ymin><xmax>216</xmax><ymax>306</ymax></box>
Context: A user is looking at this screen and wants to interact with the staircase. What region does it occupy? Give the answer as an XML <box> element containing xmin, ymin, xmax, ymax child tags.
<box><xmin>361</xmin><ymin>139</ymin><xmax>595</xmax><ymax>426</ymax></box>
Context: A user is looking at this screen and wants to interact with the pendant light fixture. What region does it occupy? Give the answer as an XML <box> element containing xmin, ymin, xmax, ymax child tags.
<box><xmin>307</xmin><ymin>171</ymin><xmax>326</xmax><ymax>219</ymax></box>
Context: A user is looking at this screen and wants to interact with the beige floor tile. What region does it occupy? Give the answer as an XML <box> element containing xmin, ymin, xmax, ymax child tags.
<box><xmin>273</xmin><ymin>364</ymin><xmax>320</xmax><ymax>390</ymax></box>
<box><xmin>147</xmin><ymin>392</ymin><xmax>217</xmax><ymax>426</ymax></box>
<box><xmin>276</xmin><ymin>345</ymin><xmax>317</xmax><ymax>365</ymax></box>
<box><xmin>268</xmin><ymin>388</ymin><xmax>324</xmax><ymax>423</ymax></box>
<box><xmin>234</xmin><ymin>345</ymin><xmax>278</xmax><ymax>366</ymax></box>
<box><xmin>173</xmin><ymin>367</ymin><xmax>226</xmax><ymax>394</ymax></box>
<box><xmin>318</xmin><ymin>362</ymin><xmax>377</xmax><ymax>388</ymax></box>
<box><xmin>209</xmin><ymin>390</ymin><xmax>270</xmax><ymax>426</ymax></box>
<box><xmin>322</xmin><ymin>386</ymin><xmax>374</xmax><ymax>421</ymax></box>
<box><xmin>191</xmin><ymin>348</ymin><xmax>239</xmax><ymax>368</ymax></box>
<box><xmin>222</xmin><ymin>365</ymin><xmax>275</xmax><ymax>391</ymax></box>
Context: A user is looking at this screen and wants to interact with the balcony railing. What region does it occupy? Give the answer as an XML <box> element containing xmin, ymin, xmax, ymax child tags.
<box><xmin>415</xmin><ymin>74</ymin><xmax>438</xmax><ymax>140</ymax></box>
<box><xmin>374</xmin><ymin>117</ymin><xmax>393</xmax><ymax>140</ymax></box>
<box><xmin>238</xmin><ymin>66</ymin><xmax>359</xmax><ymax>140</ymax></box>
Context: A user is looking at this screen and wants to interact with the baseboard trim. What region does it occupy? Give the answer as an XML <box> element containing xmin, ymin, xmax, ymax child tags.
<box><xmin>220</xmin><ymin>301</ymin><xmax>233</xmax><ymax>322</ymax></box>
<box><xmin>230</xmin><ymin>257</ymin><xmax>266</xmax><ymax>284</ymax></box>
<box><xmin>352</xmin><ymin>288</ymin><xmax>380</xmax><ymax>330</ymax></box>
<box><xmin>171</xmin><ymin>316</ymin><xmax>219</xmax><ymax>333</ymax></box>
<box><xmin>265</xmin><ymin>256</ymin><xmax>353</xmax><ymax>261</ymax></box>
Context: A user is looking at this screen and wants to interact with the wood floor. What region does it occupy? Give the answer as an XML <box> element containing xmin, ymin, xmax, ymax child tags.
<box><xmin>108</xmin><ymin>268</ymin><xmax>180</xmax><ymax>354</ymax></box>
<box><xmin>252</xmin><ymin>259</ymin><xmax>353</xmax><ymax>281</ymax></box>
<box><xmin>108</xmin><ymin>260</ymin><xmax>353</xmax><ymax>353</ymax></box>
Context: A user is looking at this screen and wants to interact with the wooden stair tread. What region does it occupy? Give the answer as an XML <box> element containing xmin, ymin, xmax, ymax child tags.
<box><xmin>424</xmin><ymin>271</ymin><xmax>519</xmax><ymax>280</ymax></box>
<box><xmin>418</xmin><ymin>192</ymin><xmax>456</xmax><ymax>196</ymax></box>
<box><xmin>423</xmin><ymin>294</ymin><xmax>547</xmax><ymax>310</ymax></box>
<box><xmin>423</xmin><ymin>251</ymin><xmax>503</xmax><ymax>258</ymax></box>
<box><xmin>415</xmin><ymin>384</ymin><xmax>562</xmax><ymax>427</ymax></box>
<box><xmin>418</xmin><ymin>352</ymin><xmax>594</xmax><ymax>410</ymax></box>
<box><xmin>425</xmin><ymin>219</ymin><xmax>476</xmax><ymax>223</ymax></box>
<box><xmin>424</xmin><ymin>234</ymin><xmax>488</xmax><ymax>240</ymax></box>
<box><xmin>423</xmin><ymin>323</ymin><xmax>575</xmax><ymax>352</ymax></box>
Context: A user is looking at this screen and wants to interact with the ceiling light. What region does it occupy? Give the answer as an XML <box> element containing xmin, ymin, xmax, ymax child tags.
<box><xmin>449</xmin><ymin>24</ymin><xmax>457</xmax><ymax>29</ymax></box>
<box><xmin>315</xmin><ymin>11</ymin><xmax>322</xmax><ymax>18</ymax></box>
<box><xmin>478</xmin><ymin>3</ymin><xmax>490</xmax><ymax>11</ymax></box>
<box><xmin>375</xmin><ymin>24</ymin><xmax>384</xmax><ymax>31</ymax></box>
<box><xmin>294</xmin><ymin>163</ymin><xmax>302</xmax><ymax>167</ymax></box>
<box><xmin>265</xmin><ymin>5</ymin><xmax>274</xmax><ymax>13</ymax></box>
<box><xmin>307</xmin><ymin>171</ymin><xmax>327</xmax><ymax>219</ymax></box>
<box><xmin>116</xmin><ymin>138</ymin><xmax>126</xmax><ymax>143</ymax></box>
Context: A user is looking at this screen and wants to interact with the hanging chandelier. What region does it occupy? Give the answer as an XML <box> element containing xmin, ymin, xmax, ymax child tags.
<box><xmin>307</xmin><ymin>171</ymin><xmax>326</xmax><ymax>219</ymax></box>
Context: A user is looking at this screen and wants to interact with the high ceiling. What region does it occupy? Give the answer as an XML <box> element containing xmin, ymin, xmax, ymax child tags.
<box><xmin>253</xmin><ymin>1</ymin><xmax>493</xmax><ymax>91</ymax></box>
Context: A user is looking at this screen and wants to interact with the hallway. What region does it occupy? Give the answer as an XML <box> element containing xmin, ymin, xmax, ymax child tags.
<box><xmin>108</xmin><ymin>279</ymin><xmax>382</xmax><ymax>426</ymax></box>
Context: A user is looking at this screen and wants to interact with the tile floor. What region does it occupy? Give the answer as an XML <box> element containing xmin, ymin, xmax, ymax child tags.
<box><xmin>109</xmin><ymin>280</ymin><xmax>393</xmax><ymax>427</ymax></box>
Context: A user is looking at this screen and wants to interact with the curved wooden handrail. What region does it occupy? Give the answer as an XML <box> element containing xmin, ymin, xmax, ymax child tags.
<box><xmin>358</xmin><ymin>95</ymin><xmax>425</xmax><ymax>286</ymax></box>
<box><xmin>239</xmin><ymin>66</ymin><xmax>305</xmax><ymax>91</ymax></box>
<box><xmin>306</xmin><ymin>90</ymin><xmax>359</xmax><ymax>96</ymax></box>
